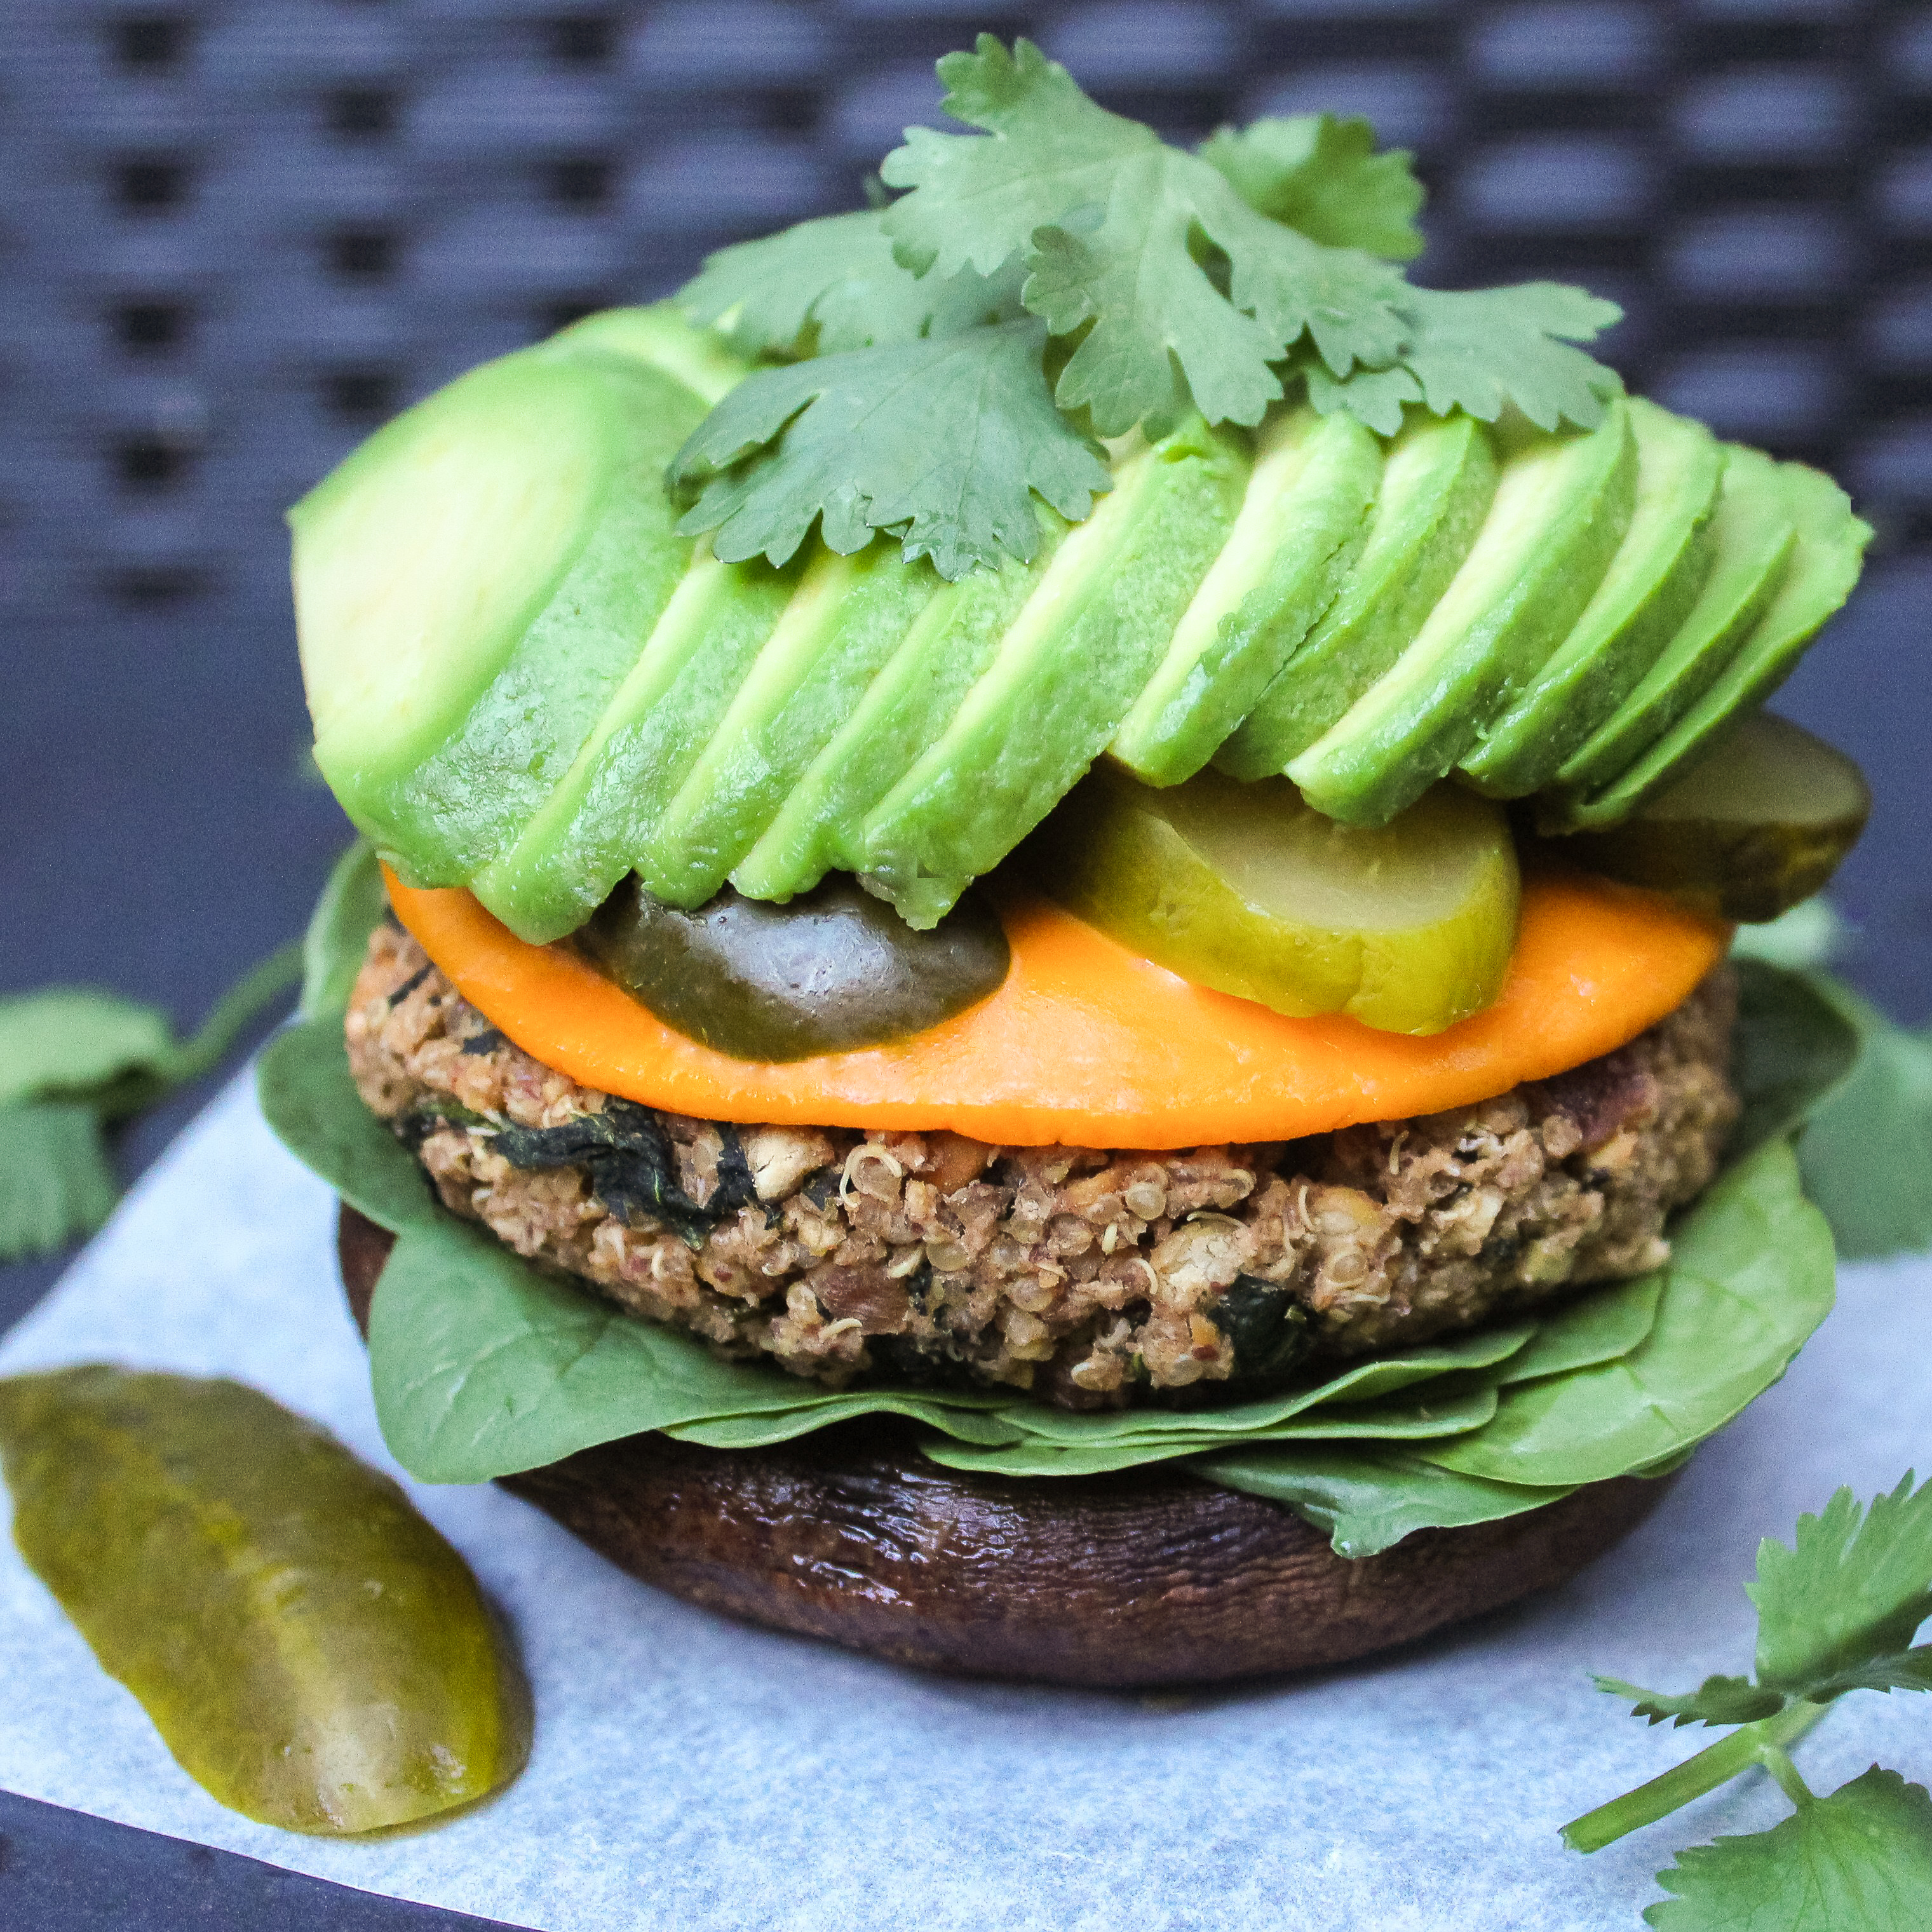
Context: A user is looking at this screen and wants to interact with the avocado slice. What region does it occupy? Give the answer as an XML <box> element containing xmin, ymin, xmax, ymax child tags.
<box><xmin>1108</xmin><ymin>407</ymin><xmax>1379</xmax><ymax>787</ymax></box>
<box><xmin>1457</xmin><ymin>399</ymin><xmax>1722</xmax><ymax>797</ymax></box>
<box><xmin>634</xmin><ymin>540</ymin><xmax>941</xmax><ymax>907</ymax></box>
<box><xmin>856</xmin><ymin>414</ymin><xmax>1251</xmax><ymax>926</ymax></box>
<box><xmin>1213</xmin><ymin>410</ymin><xmax>1498</xmax><ymax>781</ymax></box>
<box><xmin>467</xmin><ymin>551</ymin><xmax>797</xmax><ymax>942</ymax></box>
<box><xmin>1548</xmin><ymin>445</ymin><xmax>1797</xmax><ymax>803</ymax></box>
<box><xmin>1551</xmin><ymin>459</ymin><xmax>1872</xmax><ymax>829</ymax></box>
<box><xmin>546</xmin><ymin>302</ymin><xmax>749</xmax><ymax>402</ymax></box>
<box><xmin>294</xmin><ymin>321</ymin><xmax>743</xmax><ymax>888</ymax></box>
<box><xmin>729</xmin><ymin>518</ymin><xmax>1062</xmax><ymax>904</ymax></box>
<box><xmin>1287</xmin><ymin>400</ymin><xmax>1637</xmax><ymax>825</ymax></box>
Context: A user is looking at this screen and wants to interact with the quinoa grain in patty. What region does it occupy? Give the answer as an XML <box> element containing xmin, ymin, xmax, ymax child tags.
<box><xmin>346</xmin><ymin>921</ymin><xmax>1741</xmax><ymax>1410</ymax></box>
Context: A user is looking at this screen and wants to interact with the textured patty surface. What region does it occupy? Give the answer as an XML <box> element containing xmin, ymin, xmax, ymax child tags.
<box><xmin>347</xmin><ymin>922</ymin><xmax>1740</xmax><ymax>1409</ymax></box>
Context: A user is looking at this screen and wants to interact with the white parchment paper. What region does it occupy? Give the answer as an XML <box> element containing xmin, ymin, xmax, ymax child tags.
<box><xmin>1</xmin><ymin>1071</ymin><xmax>1927</xmax><ymax>1931</ymax></box>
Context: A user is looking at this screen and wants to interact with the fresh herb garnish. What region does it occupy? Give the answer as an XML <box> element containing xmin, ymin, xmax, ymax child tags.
<box><xmin>1565</xmin><ymin>1480</ymin><xmax>1932</xmax><ymax>1928</ymax></box>
<box><xmin>1196</xmin><ymin>113</ymin><xmax>1426</xmax><ymax>260</ymax></box>
<box><xmin>670</xmin><ymin>320</ymin><xmax>1111</xmax><ymax>578</ymax></box>
<box><xmin>670</xmin><ymin>36</ymin><xmax>1622</xmax><ymax>579</ymax></box>
<box><xmin>0</xmin><ymin>945</ymin><xmax>302</xmax><ymax>1262</ymax></box>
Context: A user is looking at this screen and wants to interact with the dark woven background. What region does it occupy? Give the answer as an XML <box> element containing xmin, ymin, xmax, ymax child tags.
<box><xmin>0</xmin><ymin>6</ymin><xmax>1929</xmax><ymax>1920</ymax></box>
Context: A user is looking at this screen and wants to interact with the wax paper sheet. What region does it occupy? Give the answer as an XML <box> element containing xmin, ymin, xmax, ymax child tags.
<box><xmin>1</xmin><ymin>1071</ymin><xmax>1927</xmax><ymax>1932</ymax></box>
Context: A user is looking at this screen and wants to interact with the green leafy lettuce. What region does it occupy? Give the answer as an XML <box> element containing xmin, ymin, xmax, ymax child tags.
<box><xmin>264</xmin><ymin>844</ymin><xmax>1861</xmax><ymax>1554</ymax></box>
<box><xmin>3</xmin><ymin>944</ymin><xmax>302</xmax><ymax>1262</ymax></box>
<box><xmin>1567</xmin><ymin>1480</ymin><xmax>1932</xmax><ymax>1930</ymax></box>
<box><xmin>669</xmin><ymin>36</ymin><xmax>1621</xmax><ymax>579</ymax></box>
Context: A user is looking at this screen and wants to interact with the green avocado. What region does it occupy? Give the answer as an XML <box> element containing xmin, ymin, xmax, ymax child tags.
<box><xmin>546</xmin><ymin>302</ymin><xmax>750</xmax><ymax>403</ymax></box>
<box><xmin>1288</xmin><ymin>399</ymin><xmax>1637</xmax><ymax>825</ymax></box>
<box><xmin>857</xmin><ymin>414</ymin><xmax>1250</xmax><ymax>926</ymax></box>
<box><xmin>1458</xmin><ymin>398</ymin><xmax>1722</xmax><ymax>797</ymax></box>
<box><xmin>1549</xmin><ymin>445</ymin><xmax>1797</xmax><ymax>804</ymax></box>
<box><xmin>1108</xmin><ymin>406</ymin><xmax>1379</xmax><ymax>787</ymax></box>
<box><xmin>294</xmin><ymin>348</ymin><xmax>725</xmax><ymax>886</ymax></box>
<box><xmin>633</xmin><ymin>539</ymin><xmax>940</xmax><ymax>907</ymax></box>
<box><xmin>728</xmin><ymin>517</ymin><xmax>1062</xmax><ymax>904</ymax></box>
<box><xmin>466</xmin><ymin>550</ymin><xmax>797</xmax><ymax>942</ymax></box>
<box><xmin>1213</xmin><ymin>410</ymin><xmax>1497</xmax><ymax>782</ymax></box>
<box><xmin>1552</xmin><ymin>459</ymin><xmax>1873</xmax><ymax>829</ymax></box>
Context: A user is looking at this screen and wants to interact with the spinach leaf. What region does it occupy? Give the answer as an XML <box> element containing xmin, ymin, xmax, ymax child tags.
<box><xmin>367</xmin><ymin>1213</ymin><xmax>1023</xmax><ymax>1483</ymax></box>
<box><xmin>1795</xmin><ymin>982</ymin><xmax>1932</xmax><ymax>1260</ymax></box>
<box><xmin>1729</xmin><ymin>958</ymin><xmax>1863</xmax><ymax>1158</ymax></box>
<box><xmin>1421</xmin><ymin>1139</ymin><xmax>1834</xmax><ymax>1488</ymax></box>
<box><xmin>922</xmin><ymin>1382</ymin><xmax>1504</xmax><ymax>1480</ymax></box>
<box><xmin>1194</xmin><ymin>1445</ymin><xmax>1576</xmax><ymax>1559</ymax></box>
<box><xmin>301</xmin><ymin>840</ymin><xmax>388</xmax><ymax>1020</ymax></box>
<box><xmin>256</xmin><ymin>1021</ymin><xmax>442</xmax><ymax>1236</ymax></box>
<box><xmin>489</xmin><ymin>1103</ymin><xmax>718</xmax><ymax>1248</ymax></box>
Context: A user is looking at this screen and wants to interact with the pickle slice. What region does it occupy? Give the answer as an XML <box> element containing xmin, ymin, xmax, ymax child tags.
<box><xmin>0</xmin><ymin>1368</ymin><xmax>528</xmax><ymax>1835</ymax></box>
<box><xmin>1553</xmin><ymin>710</ymin><xmax>1870</xmax><ymax>922</ymax></box>
<box><xmin>1026</xmin><ymin>762</ymin><xmax>1520</xmax><ymax>1035</ymax></box>
<box><xmin>579</xmin><ymin>874</ymin><xmax>1010</xmax><ymax>1061</ymax></box>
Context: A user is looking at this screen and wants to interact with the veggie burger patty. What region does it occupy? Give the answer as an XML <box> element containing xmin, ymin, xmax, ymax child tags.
<box><xmin>349</xmin><ymin>919</ymin><xmax>1740</xmax><ymax>1409</ymax></box>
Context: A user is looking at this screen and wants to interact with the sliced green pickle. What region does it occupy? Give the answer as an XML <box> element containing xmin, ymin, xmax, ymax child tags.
<box><xmin>1553</xmin><ymin>711</ymin><xmax>1870</xmax><ymax>922</ymax></box>
<box><xmin>579</xmin><ymin>874</ymin><xmax>1010</xmax><ymax>1061</ymax></box>
<box><xmin>0</xmin><ymin>1368</ymin><xmax>528</xmax><ymax>1835</ymax></box>
<box><xmin>1025</xmin><ymin>761</ymin><xmax>1520</xmax><ymax>1035</ymax></box>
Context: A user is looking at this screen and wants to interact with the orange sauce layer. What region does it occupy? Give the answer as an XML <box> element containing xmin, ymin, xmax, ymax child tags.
<box><xmin>385</xmin><ymin>868</ymin><xmax>1729</xmax><ymax>1148</ymax></box>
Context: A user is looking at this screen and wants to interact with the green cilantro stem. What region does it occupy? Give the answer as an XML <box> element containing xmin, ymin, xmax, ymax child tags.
<box><xmin>1757</xmin><ymin>1742</ymin><xmax>1818</xmax><ymax>1810</ymax></box>
<box><xmin>1561</xmin><ymin>1699</ymin><xmax>1828</xmax><ymax>1853</ymax></box>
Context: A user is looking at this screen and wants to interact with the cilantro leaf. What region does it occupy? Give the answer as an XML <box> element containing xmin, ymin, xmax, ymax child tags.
<box><xmin>668</xmin><ymin>319</ymin><xmax>1111</xmax><ymax>579</ymax></box>
<box><xmin>1199</xmin><ymin>114</ymin><xmax>1426</xmax><ymax>259</ymax></box>
<box><xmin>0</xmin><ymin>991</ymin><xmax>174</xmax><ymax>1110</ymax></box>
<box><xmin>1752</xmin><ymin>1476</ymin><xmax>1932</xmax><ymax>1692</ymax></box>
<box><xmin>677</xmin><ymin>209</ymin><xmax>1022</xmax><ymax>357</ymax></box>
<box><xmin>1805</xmin><ymin>1648</ymin><xmax>1932</xmax><ymax>1702</ymax></box>
<box><xmin>1645</xmin><ymin>1767</ymin><xmax>1932</xmax><ymax>1931</ymax></box>
<box><xmin>1595</xmin><ymin>1673</ymin><xmax>1787</xmax><ymax>1731</ymax></box>
<box><xmin>1308</xmin><ymin>283</ymin><xmax>1625</xmax><ymax>435</ymax></box>
<box><xmin>0</xmin><ymin>943</ymin><xmax>302</xmax><ymax>1262</ymax></box>
<box><xmin>0</xmin><ymin>1104</ymin><xmax>122</xmax><ymax>1263</ymax></box>
<box><xmin>881</xmin><ymin>37</ymin><xmax>1616</xmax><ymax>445</ymax></box>
<box><xmin>1394</xmin><ymin>283</ymin><xmax>1625</xmax><ymax>429</ymax></box>
<box><xmin>882</xmin><ymin>37</ymin><xmax>1412</xmax><ymax>436</ymax></box>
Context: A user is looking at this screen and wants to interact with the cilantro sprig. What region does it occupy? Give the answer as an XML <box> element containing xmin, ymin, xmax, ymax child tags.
<box><xmin>0</xmin><ymin>945</ymin><xmax>301</xmax><ymax>1262</ymax></box>
<box><xmin>1566</xmin><ymin>1478</ymin><xmax>1932</xmax><ymax>1928</ymax></box>
<box><xmin>670</xmin><ymin>36</ymin><xmax>1622</xmax><ymax>579</ymax></box>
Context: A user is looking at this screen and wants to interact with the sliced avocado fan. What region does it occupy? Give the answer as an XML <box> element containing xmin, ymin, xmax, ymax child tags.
<box><xmin>1546</xmin><ymin>445</ymin><xmax>1797</xmax><ymax>805</ymax></box>
<box><xmin>1287</xmin><ymin>399</ymin><xmax>1638</xmax><ymax>825</ymax></box>
<box><xmin>295</xmin><ymin>304</ymin><xmax>1868</xmax><ymax>945</ymax></box>
<box><xmin>293</xmin><ymin>324</ymin><xmax>736</xmax><ymax>887</ymax></box>
<box><xmin>1215</xmin><ymin>409</ymin><xmax>1498</xmax><ymax>781</ymax></box>
<box><xmin>1457</xmin><ymin>398</ymin><xmax>1722</xmax><ymax>797</ymax></box>
<box><xmin>1549</xmin><ymin>459</ymin><xmax>1873</xmax><ymax>829</ymax></box>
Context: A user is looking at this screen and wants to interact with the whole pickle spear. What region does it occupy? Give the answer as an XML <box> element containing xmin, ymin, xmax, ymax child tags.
<box><xmin>0</xmin><ymin>1367</ymin><xmax>528</xmax><ymax>1835</ymax></box>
